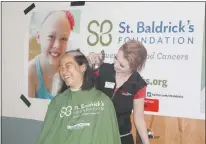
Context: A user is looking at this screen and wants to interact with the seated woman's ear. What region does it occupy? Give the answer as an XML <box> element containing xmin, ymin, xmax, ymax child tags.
<box><xmin>80</xmin><ymin>64</ymin><xmax>87</xmax><ymax>72</ymax></box>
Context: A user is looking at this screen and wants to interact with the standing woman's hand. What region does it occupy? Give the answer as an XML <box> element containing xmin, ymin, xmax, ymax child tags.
<box><xmin>87</xmin><ymin>51</ymin><xmax>105</xmax><ymax>68</ymax></box>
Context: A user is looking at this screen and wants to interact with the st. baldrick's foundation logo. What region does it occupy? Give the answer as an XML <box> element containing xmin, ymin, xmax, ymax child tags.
<box><xmin>87</xmin><ymin>20</ymin><xmax>113</xmax><ymax>46</ymax></box>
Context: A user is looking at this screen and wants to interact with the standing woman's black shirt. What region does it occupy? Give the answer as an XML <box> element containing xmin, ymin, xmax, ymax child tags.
<box><xmin>94</xmin><ymin>63</ymin><xmax>147</xmax><ymax>135</ymax></box>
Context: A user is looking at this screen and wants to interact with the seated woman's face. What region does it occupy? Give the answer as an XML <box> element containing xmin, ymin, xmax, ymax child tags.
<box><xmin>58</xmin><ymin>54</ymin><xmax>85</xmax><ymax>88</ymax></box>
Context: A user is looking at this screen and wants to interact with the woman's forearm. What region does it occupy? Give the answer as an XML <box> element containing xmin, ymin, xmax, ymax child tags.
<box><xmin>134</xmin><ymin>118</ymin><xmax>150</xmax><ymax>144</ymax></box>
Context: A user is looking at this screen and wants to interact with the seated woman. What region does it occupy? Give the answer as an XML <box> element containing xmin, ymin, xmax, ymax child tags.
<box><xmin>36</xmin><ymin>50</ymin><xmax>121</xmax><ymax>144</ymax></box>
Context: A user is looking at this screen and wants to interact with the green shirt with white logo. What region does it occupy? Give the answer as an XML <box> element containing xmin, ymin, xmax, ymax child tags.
<box><xmin>36</xmin><ymin>88</ymin><xmax>121</xmax><ymax>144</ymax></box>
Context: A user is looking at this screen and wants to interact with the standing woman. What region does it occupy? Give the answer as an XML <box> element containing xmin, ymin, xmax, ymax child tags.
<box><xmin>87</xmin><ymin>40</ymin><xmax>150</xmax><ymax>144</ymax></box>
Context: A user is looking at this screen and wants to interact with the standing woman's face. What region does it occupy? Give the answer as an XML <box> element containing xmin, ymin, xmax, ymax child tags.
<box><xmin>58</xmin><ymin>54</ymin><xmax>86</xmax><ymax>88</ymax></box>
<box><xmin>114</xmin><ymin>50</ymin><xmax>131</xmax><ymax>74</ymax></box>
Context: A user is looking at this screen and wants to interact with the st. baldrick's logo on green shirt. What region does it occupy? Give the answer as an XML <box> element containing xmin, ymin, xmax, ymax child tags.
<box><xmin>87</xmin><ymin>20</ymin><xmax>113</xmax><ymax>46</ymax></box>
<box><xmin>60</xmin><ymin>101</ymin><xmax>105</xmax><ymax>118</ymax></box>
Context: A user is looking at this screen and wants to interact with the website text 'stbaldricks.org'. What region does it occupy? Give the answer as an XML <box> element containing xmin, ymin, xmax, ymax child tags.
<box><xmin>144</xmin><ymin>78</ymin><xmax>168</xmax><ymax>88</ymax></box>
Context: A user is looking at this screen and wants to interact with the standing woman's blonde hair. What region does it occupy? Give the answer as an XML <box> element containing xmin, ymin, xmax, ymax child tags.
<box><xmin>119</xmin><ymin>40</ymin><xmax>147</xmax><ymax>72</ymax></box>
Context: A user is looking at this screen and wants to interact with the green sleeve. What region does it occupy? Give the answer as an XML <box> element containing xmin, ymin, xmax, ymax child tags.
<box><xmin>36</xmin><ymin>100</ymin><xmax>58</xmax><ymax>144</ymax></box>
<box><xmin>106</xmin><ymin>99</ymin><xmax>121</xmax><ymax>144</ymax></box>
<box><xmin>99</xmin><ymin>93</ymin><xmax>121</xmax><ymax>144</ymax></box>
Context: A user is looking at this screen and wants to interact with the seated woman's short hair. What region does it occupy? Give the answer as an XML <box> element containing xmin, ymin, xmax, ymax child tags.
<box><xmin>59</xmin><ymin>49</ymin><xmax>95</xmax><ymax>92</ymax></box>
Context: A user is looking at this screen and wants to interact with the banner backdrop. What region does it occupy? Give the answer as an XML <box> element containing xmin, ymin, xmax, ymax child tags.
<box><xmin>2</xmin><ymin>2</ymin><xmax>205</xmax><ymax>121</ymax></box>
<box><xmin>79</xmin><ymin>2</ymin><xmax>205</xmax><ymax>119</ymax></box>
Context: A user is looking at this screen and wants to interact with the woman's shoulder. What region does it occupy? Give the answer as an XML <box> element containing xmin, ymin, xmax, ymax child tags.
<box><xmin>132</xmin><ymin>71</ymin><xmax>147</xmax><ymax>90</ymax></box>
<box><xmin>99</xmin><ymin>63</ymin><xmax>115</xmax><ymax>75</ymax></box>
<box><xmin>28</xmin><ymin>58</ymin><xmax>38</xmax><ymax>82</ymax></box>
<box><xmin>28</xmin><ymin>55</ymin><xmax>42</xmax><ymax>76</ymax></box>
<box><xmin>135</xmin><ymin>72</ymin><xmax>147</xmax><ymax>83</ymax></box>
<box><xmin>51</xmin><ymin>89</ymin><xmax>70</xmax><ymax>104</ymax></box>
<box><xmin>28</xmin><ymin>58</ymin><xmax>36</xmax><ymax>73</ymax></box>
<box><xmin>100</xmin><ymin>63</ymin><xmax>113</xmax><ymax>69</ymax></box>
<box><xmin>91</xmin><ymin>88</ymin><xmax>112</xmax><ymax>102</ymax></box>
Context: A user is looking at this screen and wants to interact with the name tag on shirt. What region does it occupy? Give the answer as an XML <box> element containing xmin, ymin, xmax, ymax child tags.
<box><xmin>104</xmin><ymin>81</ymin><xmax>115</xmax><ymax>89</ymax></box>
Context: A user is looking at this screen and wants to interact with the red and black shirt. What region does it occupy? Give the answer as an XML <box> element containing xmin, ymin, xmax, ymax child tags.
<box><xmin>94</xmin><ymin>63</ymin><xmax>147</xmax><ymax>135</ymax></box>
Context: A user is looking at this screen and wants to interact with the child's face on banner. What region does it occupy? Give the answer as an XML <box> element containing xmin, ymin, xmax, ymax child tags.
<box><xmin>37</xmin><ymin>11</ymin><xmax>71</xmax><ymax>65</ymax></box>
